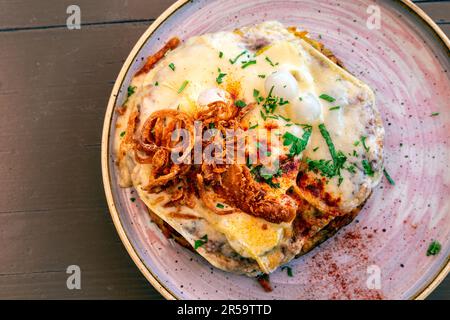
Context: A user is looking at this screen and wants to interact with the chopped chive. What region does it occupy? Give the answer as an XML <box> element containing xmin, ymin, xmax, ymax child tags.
<box><xmin>427</xmin><ymin>240</ymin><xmax>441</xmax><ymax>256</ymax></box>
<box><xmin>329</xmin><ymin>106</ymin><xmax>341</xmax><ymax>111</ymax></box>
<box><xmin>260</xmin><ymin>110</ymin><xmax>267</xmax><ymax>121</ymax></box>
<box><xmin>219</xmin><ymin>51</ymin><xmax>224</xmax><ymax>58</ymax></box>
<box><xmin>313</xmin><ymin>147</ymin><xmax>319</xmax><ymax>152</ymax></box>
<box><xmin>130</xmin><ymin>198</ymin><xmax>136</xmax><ymax>202</ymax></box>
<box><xmin>361</xmin><ymin>136</ymin><xmax>370</xmax><ymax>152</ymax></box>
<box><xmin>242</xmin><ymin>60</ymin><xmax>257</xmax><ymax>69</ymax></box>
<box><xmin>229</xmin><ymin>51</ymin><xmax>247</xmax><ymax>64</ymax></box>
<box><xmin>319</xmin><ymin>94</ymin><xmax>336</xmax><ymax>103</ymax></box>
<box><xmin>383</xmin><ymin>169</ymin><xmax>395</xmax><ymax>185</ymax></box>
<box><xmin>154</xmin><ymin>81</ymin><xmax>159</xmax><ymax>86</ymax></box>
<box><xmin>168</xmin><ymin>63</ymin><xmax>175</xmax><ymax>71</ymax></box>
<box><xmin>249</xmin><ymin>124</ymin><xmax>259</xmax><ymax>130</ymax></box>
<box><xmin>177</xmin><ymin>80</ymin><xmax>189</xmax><ymax>93</ymax></box>
<box><xmin>265</xmin><ymin>56</ymin><xmax>279</xmax><ymax>67</ymax></box>
<box><xmin>258</xmin><ymin>74</ymin><xmax>266</xmax><ymax>78</ymax></box>
<box><xmin>235</xmin><ymin>100</ymin><xmax>247</xmax><ymax>108</ymax></box>
<box><xmin>120</xmin><ymin>131</ymin><xmax>126</xmax><ymax>138</ymax></box>
<box><xmin>216</xmin><ymin>203</ymin><xmax>225</xmax><ymax>209</ymax></box>
<box><xmin>431</xmin><ymin>112</ymin><xmax>440</xmax><ymax>117</ymax></box>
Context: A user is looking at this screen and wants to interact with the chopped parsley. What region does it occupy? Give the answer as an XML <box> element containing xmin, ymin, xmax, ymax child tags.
<box><xmin>194</xmin><ymin>235</ymin><xmax>208</xmax><ymax>250</ymax></box>
<box><xmin>307</xmin><ymin>124</ymin><xmax>347</xmax><ymax>180</ymax></box>
<box><xmin>283</xmin><ymin>127</ymin><xmax>313</xmax><ymax>157</ymax></box>
<box><xmin>168</xmin><ymin>63</ymin><xmax>175</xmax><ymax>71</ymax></box>
<box><xmin>216</xmin><ymin>71</ymin><xmax>227</xmax><ymax>84</ymax></box>
<box><xmin>177</xmin><ymin>80</ymin><xmax>189</xmax><ymax>94</ymax></box>
<box><xmin>262</xmin><ymin>86</ymin><xmax>287</xmax><ymax>113</ymax></box>
<box><xmin>319</xmin><ymin>94</ymin><xmax>336</xmax><ymax>103</ymax></box>
<box><xmin>329</xmin><ymin>106</ymin><xmax>341</xmax><ymax>111</ymax></box>
<box><xmin>235</xmin><ymin>100</ymin><xmax>247</xmax><ymax>108</ymax></box>
<box><xmin>319</xmin><ymin>123</ymin><xmax>347</xmax><ymax>175</ymax></box>
<box><xmin>253</xmin><ymin>89</ymin><xmax>265</xmax><ymax>104</ymax></box>
<box><xmin>249</xmin><ymin>124</ymin><xmax>259</xmax><ymax>130</ymax></box>
<box><xmin>241</xmin><ymin>60</ymin><xmax>257</xmax><ymax>69</ymax></box>
<box><xmin>353</xmin><ymin>140</ymin><xmax>360</xmax><ymax>147</ymax></box>
<box><xmin>251</xmin><ymin>165</ymin><xmax>282</xmax><ymax>189</ymax></box>
<box><xmin>426</xmin><ymin>240</ymin><xmax>441</xmax><ymax>256</ymax></box>
<box><xmin>154</xmin><ymin>81</ymin><xmax>159</xmax><ymax>86</ymax></box>
<box><xmin>281</xmin><ymin>266</ymin><xmax>293</xmax><ymax>277</ymax></box>
<box><xmin>229</xmin><ymin>51</ymin><xmax>247</xmax><ymax>64</ymax></box>
<box><xmin>362</xmin><ymin>160</ymin><xmax>374</xmax><ymax>176</ymax></box>
<box><xmin>258</xmin><ymin>74</ymin><xmax>266</xmax><ymax>78</ymax></box>
<box><xmin>431</xmin><ymin>112</ymin><xmax>440</xmax><ymax>117</ymax></box>
<box><xmin>265</xmin><ymin>56</ymin><xmax>279</xmax><ymax>67</ymax></box>
<box><xmin>383</xmin><ymin>169</ymin><xmax>395</xmax><ymax>185</ymax></box>
<box><xmin>216</xmin><ymin>203</ymin><xmax>225</xmax><ymax>209</ymax></box>
<box><xmin>127</xmin><ymin>85</ymin><xmax>137</xmax><ymax>97</ymax></box>
<box><xmin>307</xmin><ymin>159</ymin><xmax>336</xmax><ymax>178</ymax></box>
<box><xmin>120</xmin><ymin>131</ymin><xmax>126</xmax><ymax>138</ymax></box>
<box><xmin>260</xmin><ymin>110</ymin><xmax>267</xmax><ymax>121</ymax></box>
<box><xmin>346</xmin><ymin>164</ymin><xmax>357</xmax><ymax>174</ymax></box>
<box><xmin>219</xmin><ymin>51</ymin><xmax>224</xmax><ymax>58</ymax></box>
<box><xmin>130</xmin><ymin>198</ymin><xmax>136</xmax><ymax>202</ymax></box>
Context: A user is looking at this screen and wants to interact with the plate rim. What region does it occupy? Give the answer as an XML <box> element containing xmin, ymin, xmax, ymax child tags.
<box><xmin>101</xmin><ymin>0</ymin><xmax>450</xmax><ymax>300</ymax></box>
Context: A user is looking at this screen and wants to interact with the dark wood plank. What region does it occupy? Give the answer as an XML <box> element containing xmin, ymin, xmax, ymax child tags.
<box><xmin>0</xmin><ymin>0</ymin><xmax>447</xmax><ymax>300</ymax></box>
<box><xmin>0</xmin><ymin>22</ymin><xmax>162</xmax><ymax>299</ymax></box>
<box><xmin>416</xmin><ymin>1</ymin><xmax>450</xmax><ymax>23</ymax></box>
<box><xmin>0</xmin><ymin>0</ymin><xmax>170</xmax><ymax>29</ymax></box>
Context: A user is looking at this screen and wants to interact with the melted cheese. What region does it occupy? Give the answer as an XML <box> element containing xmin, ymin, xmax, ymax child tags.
<box><xmin>115</xmin><ymin>21</ymin><xmax>383</xmax><ymax>275</ymax></box>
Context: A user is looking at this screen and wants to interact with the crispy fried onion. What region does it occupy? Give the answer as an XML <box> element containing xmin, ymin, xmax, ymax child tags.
<box><xmin>137</xmin><ymin>109</ymin><xmax>194</xmax><ymax>191</ymax></box>
<box><xmin>135</xmin><ymin>37</ymin><xmax>181</xmax><ymax>76</ymax></box>
<box><xmin>196</xmin><ymin>174</ymin><xmax>234</xmax><ymax>215</ymax></box>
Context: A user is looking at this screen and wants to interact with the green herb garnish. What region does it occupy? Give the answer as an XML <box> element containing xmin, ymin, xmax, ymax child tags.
<box><xmin>329</xmin><ymin>106</ymin><xmax>341</xmax><ymax>111</ymax></box>
<box><xmin>229</xmin><ymin>51</ymin><xmax>247</xmax><ymax>64</ymax></box>
<box><xmin>177</xmin><ymin>80</ymin><xmax>189</xmax><ymax>94</ymax></box>
<box><xmin>242</xmin><ymin>60</ymin><xmax>257</xmax><ymax>69</ymax></box>
<box><xmin>219</xmin><ymin>51</ymin><xmax>224</xmax><ymax>58</ymax></box>
<box><xmin>194</xmin><ymin>235</ymin><xmax>208</xmax><ymax>249</ymax></box>
<box><xmin>283</xmin><ymin>127</ymin><xmax>313</xmax><ymax>157</ymax></box>
<box><xmin>431</xmin><ymin>112</ymin><xmax>440</xmax><ymax>117</ymax></box>
<box><xmin>216</xmin><ymin>72</ymin><xmax>227</xmax><ymax>84</ymax></box>
<box><xmin>319</xmin><ymin>94</ymin><xmax>336</xmax><ymax>103</ymax></box>
<box><xmin>120</xmin><ymin>131</ymin><xmax>126</xmax><ymax>138</ymax></box>
<box><xmin>130</xmin><ymin>198</ymin><xmax>136</xmax><ymax>202</ymax></box>
<box><xmin>216</xmin><ymin>203</ymin><xmax>225</xmax><ymax>209</ymax></box>
<box><xmin>168</xmin><ymin>63</ymin><xmax>175</xmax><ymax>71</ymax></box>
<box><xmin>427</xmin><ymin>240</ymin><xmax>441</xmax><ymax>256</ymax></box>
<box><xmin>258</xmin><ymin>74</ymin><xmax>266</xmax><ymax>78</ymax></box>
<box><xmin>235</xmin><ymin>100</ymin><xmax>247</xmax><ymax>108</ymax></box>
<box><xmin>281</xmin><ymin>266</ymin><xmax>293</xmax><ymax>277</ymax></box>
<box><xmin>249</xmin><ymin>124</ymin><xmax>259</xmax><ymax>130</ymax></box>
<box><xmin>127</xmin><ymin>86</ymin><xmax>137</xmax><ymax>97</ymax></box>
<box><xmin>154</xmin><ymin>81</ymin><xmax>159</xmax><ymax>86</ymax></box>
<box><xmin>383</xmin><ymin>169</ymin><xmax>395</xmax><ymax>185</ymax></box>
<box><xmin>265</xmin><ymin>56</ymin><xmax>279</xmax><ymax>67</ymax></box>
<box><xmin>362</xmin><ymin>160</ymin><xmax>374</xmax><ymax>176</ymax></box>
<box><xmin>361</xmin><ymin>136</ymin><xmax>370</xmax><ymax>152</ymax></box>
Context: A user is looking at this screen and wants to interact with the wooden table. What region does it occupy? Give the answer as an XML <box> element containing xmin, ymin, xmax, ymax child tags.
<box><xmin>0</xmin><ymin>0</ymin><xmax>448</xmax><ymax>299</ymax></box>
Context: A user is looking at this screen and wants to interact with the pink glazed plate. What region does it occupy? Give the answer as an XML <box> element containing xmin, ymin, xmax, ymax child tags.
<box><xmin>102</xmin><ymin>0</ymin><xmax>450</xmax><ymax>299</ymax></box>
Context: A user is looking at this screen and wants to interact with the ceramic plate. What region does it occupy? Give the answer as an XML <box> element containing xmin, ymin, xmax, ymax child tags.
<box><xmin>102</xmin><ymin>0</ymin><xmax>450</xmax><ymax>299</ymax></box>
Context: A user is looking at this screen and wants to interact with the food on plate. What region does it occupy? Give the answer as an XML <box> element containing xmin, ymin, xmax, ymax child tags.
<box><xmin>114</xmin><ymin>21</ymin><xmax>385</xmax><ymax>290</ymax></box>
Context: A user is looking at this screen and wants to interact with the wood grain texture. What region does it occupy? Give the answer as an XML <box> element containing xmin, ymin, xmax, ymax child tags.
<box><xmin>0</xmin><ymin>0</ymin><xmax>448</xmax><ymax>299</ymax></box>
